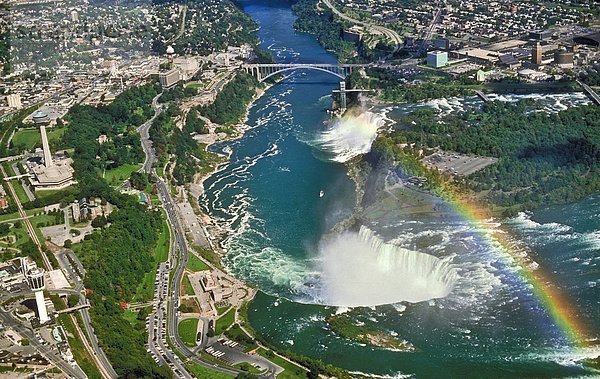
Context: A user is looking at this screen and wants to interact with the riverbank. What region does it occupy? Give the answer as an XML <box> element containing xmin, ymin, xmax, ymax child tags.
<box><xmin>188</xmin><ymin>82</ymin><xmax>273</xmax><ymax>201</ymax></box>
<box><xmin>187</xmin><ymin>81</ymin><xmax>276</xmax><ymax>255</ymax></box>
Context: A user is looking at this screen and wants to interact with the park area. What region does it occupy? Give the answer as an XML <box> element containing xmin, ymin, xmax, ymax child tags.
<box><xmin>12</xmin><ymin>127</ymin><xmax>66</xmax><ymax>151</ymax></box>
<box><xmin>178</xmin><ymin>318</ymin><xmax>199</xmax><ymax>347</ymax></box>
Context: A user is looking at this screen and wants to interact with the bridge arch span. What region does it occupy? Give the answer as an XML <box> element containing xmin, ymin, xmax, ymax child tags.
<box><xmin>242</xmin><ymin>63</ymin><xmax>367</xmax><ymax>83</ymax></box>
<box><xmin>257</xmin><ymin>66</ymin><xmax>346</xmax><ymax>82</ymax></box>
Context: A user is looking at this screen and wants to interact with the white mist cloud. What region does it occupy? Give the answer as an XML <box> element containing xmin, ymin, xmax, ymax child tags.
<box><xmin>311</xmin><ymin>111</ymin><xmax>383</xmax><ymax>163</ymax></box>
<box><xmin>318</xmin><ymin>227</ymin><xmax>458</xmax><ymax>306</ymax></box>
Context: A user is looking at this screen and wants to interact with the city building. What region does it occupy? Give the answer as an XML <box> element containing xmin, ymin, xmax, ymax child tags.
<box><xmin>529</xmin><ymin>30</ymin><xmax>552</xmax><ymax>41</ymax></box>
<box><xmin>476</xmin><ymin>70</ymin><xmax>494</xmax><ymax>82</ymax></box>
<box><xmin>427</xmin><ymin>51</ymin><xmax>448</xmax><ymax>68</ymax></box>
<box><xmin>22</xmin><ymin>258</ymin><xmax>50</xmax><ymax>324</ymax></box>
<box><xmin>26</xmin><ymin>115</ymin><xmax>75</xmax><ymax>191</ymax></box>
<box><xmin>499</xmin><ymin>54</ymin><xmax>521</xmax><ymax>69</ymax></box>
<box><xmin>573</xmin><ymin>32</ymin><xmax>600</xmax><ymax>47</ymax></box>
<box><xmin>554</xmin><ymin>50</ymin><xmax>574</xmax><ymax>67</ymax></box>
<box><xmin>454</xmin><ymin>48</ymin><xmax>499</xmax><ymax>65</ymax></box>
<box><xmin>434</xmin><ymin>38</ymin><xmax>450</xmax><ymax>50</ymax></box>
<box><xmin>0</xmin><ymin>259</ymin><xmax>25</xmax><ymax>289</ymax></box>
<box><xmin>70</xmin><ymin>9</ymin><xmax>78</xmax><ymax>23</ymax></box>
<box><xmin>32</xmin><ymin>111</ymin><xmax>49</xmax><ymax>125</ymax></box>
<box><xmin>71</xmin><ymin>201</ymin><xmax>80</xmax><ymax>223</ymax></box>
<box><xmin>71</xmin><ymin>197</ymin><xmax>110</xmax><ymax>221</ymax></box>
<box><xmin>40</xmin><ymin>123</ymin><xmax>52</xmax><ymax>168</ymax></box>
<box><xmin>97</xmin><ymin>134</ymin><xmax>109</xmax><ymax>144</ymax></box>
<box><xmin>7</xmin><ymin>94</ymin><xmax>22</xmax><ymax>109</ymax></box>
<box><xmin>532</xmin><ymin>42</ymin><xmax>543</xmax><ymax>65</ymax></box>
<box><xmin>172</xmin><ymin>57</ymin><xmax>200</xmax><ymax>81</ymax></box>
<box><xmin>0</xmin><ymin>185</ymin><xmax>8</xmax><ymax>209</ymax></box>
<box><xmin>159</xmin><ymin>68</ymin><xmax>180</xmax><ymax>88</ymax></box>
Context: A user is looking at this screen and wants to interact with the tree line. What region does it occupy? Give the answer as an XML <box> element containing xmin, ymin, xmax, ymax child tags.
<box><xmin>382</xmin><ymin>99</ymin><xmax>600</xmax><ymax>215</ymax></box>
<box><xmin>60</xmin><ymin>82</ymin><xmax>171</xmax><ymax>378</ymax></box>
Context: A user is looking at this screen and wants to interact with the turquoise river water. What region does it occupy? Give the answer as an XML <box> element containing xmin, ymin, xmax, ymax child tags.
<box><xmin>199</xmin><ymin>1</ymin><xmax>600</xmax><ymax>377</ymax></box>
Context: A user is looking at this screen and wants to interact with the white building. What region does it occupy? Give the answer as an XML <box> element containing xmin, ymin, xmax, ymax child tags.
<box><xmin>7</xmin><ymin>94</ymin><xmax>22</xmax><ymax>109</ymax></box>
<box><xmin>427</xmin><ymin>51</ymin><xmax>449</xmax><ymax>68</ymax></box>
<box><xmin>173</xmin><ymin>57</ymin><xmax>200</xmax><ymax>81</ymax></box>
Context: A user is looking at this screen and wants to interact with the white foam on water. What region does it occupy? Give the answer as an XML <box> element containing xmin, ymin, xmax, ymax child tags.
<box><xmin>348</xmin><ymin>371</ymin><xmax>414</xmax><ymax>379</ymax></box>
<box><xmin>518</xmin><ymin>345</ymin><xmax>600</xmax><ymax>368</ymax></box>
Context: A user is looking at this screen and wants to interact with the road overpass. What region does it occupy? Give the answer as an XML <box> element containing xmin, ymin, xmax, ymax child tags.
<box><xmin>320</xmin><ymin>0</ymin><xmax>402</xmax><ymax>56</ymax></box>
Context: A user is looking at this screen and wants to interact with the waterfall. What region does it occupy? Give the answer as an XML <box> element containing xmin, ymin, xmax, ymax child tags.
<box><xmin>319</xmin><ymin>226</ymin><xmax>458</xmax><ymax>306</ymax></box>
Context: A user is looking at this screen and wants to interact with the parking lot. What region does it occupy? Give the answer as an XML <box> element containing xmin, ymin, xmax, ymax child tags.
<box><xmin>422</xmin><ymin>151</ymin><xmax>497</xmax><ymax>177</ymax></box>
<box><xmin>204</xmin><ymin>338</ymin><xmax>282</xmax><ymax>375</ymax></box>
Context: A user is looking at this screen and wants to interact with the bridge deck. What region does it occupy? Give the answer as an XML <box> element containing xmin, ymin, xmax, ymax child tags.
<box><xmin>577</xmin><ymin>80</ymin><xmax>600</xmax><ymax>106</ymax></box>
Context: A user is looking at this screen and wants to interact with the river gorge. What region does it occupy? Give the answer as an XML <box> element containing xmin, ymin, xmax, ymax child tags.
<box><xmin>198</xmin><ymin>1</ymin><xmax>600</xmax><ymax>377</ymax></box>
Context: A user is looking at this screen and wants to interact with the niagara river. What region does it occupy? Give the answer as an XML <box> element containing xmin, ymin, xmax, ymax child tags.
<box><xmin>199</xmin><ymin>0</ymin><xmax>600</xmax><ymax>377</ymax></box>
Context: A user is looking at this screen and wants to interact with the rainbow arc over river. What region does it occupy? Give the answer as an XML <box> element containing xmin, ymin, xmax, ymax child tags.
<box><xmin>450</xmin><ymin>197</ymin><xmax>592</xmax><ymax>347</ymax></box>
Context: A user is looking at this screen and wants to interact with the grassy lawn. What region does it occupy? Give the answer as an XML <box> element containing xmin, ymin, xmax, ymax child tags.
<box><xmin>123</xmin><ymin>309</ymin><xmax>138</xmax><ymax>326</ymax></box>
<box><xmin>178</xmin><ymin>318</ymin><xmax>199</xmax><ymax>347</ymax></box>
<box><xmin>215</xmin><ymin>308</ymin><xmax>235</xmax><ymax>335</ymax></box>
<box><xmin>224</xmin><ymin>324</ymin><xmax>257</xmax><ymax>351</ymax></box>
<box><xmin>216</xmin><ymin>304</ymin><xmax>230</xmax><ymax>316</ymax></box>
<box><xmin>29</xmin><ymin>213</ymin><xmax>63</xmax><ymax>229</ymax></box>
<box><xmin>256</xmin><ymin>348</ymin><xmax>307</xmax><ymax>379</ymax></box>
<box><xmin>187</xmin><ymin>363</ymin><xmax>234</xmax><ymax>379</ymax></box>
<box><xmin>156</xmin><ymin>165</ymin><xmax>164</xmax><ymax>178</ymax></box>
<box><xmin>186</xmin><ymin>253</ymin><xmax>210</xmax><ymax>272</ymax></box>
<box><xmin>154</xmin><ymin>217</ymin><xmax>170</xmax><ymax>263</ymax></box>
<box><xmin>36</xmin><ymin>186</ymin><xmax>78</xmax><ymax>201</ymax></box>
<box><xmin>187</xmin><ymin>83</ymin><xmax>204</xmax><ymax>89</ymax></box>
<box><xmin>132</xmin><ymin>264</ymin><xmax>157</xmax><ymax>303</ymax></box>
<box><xmin>25</xmin><ymin>207</ymin><xmax>47</xmax><ymax>216</ymax></box>
<box><xmin>183</xmin><ymin>275</ymin><xmax>195</xmax><ymax>296</ymax></box>
<box><xmin>234</xmin><ymin>362</ymin><xmax>262</xmax><ymax>374</ymax></box>
<box><xmin>0</xmin><ymin>211</ymin><xmax>20</xmax><ymax>222</ymax></box>
<box><xmin>10</xmin><ymin>180</ymin><xmax>31</xmax><ymax>204</ymax></box>
<box><xmin>12</xmin><ymin>127</ymin><xmax>66</xmax><ymax>152</ymax></box>
<box><xmin>0</xmin><ymin>366</ymin><xmax>32</xmax><ymax>373</ymax></box>
<box><xmin>104</xmin><ymin>163</ymin><xmax>141</xmax><ymax>187</ymax></box>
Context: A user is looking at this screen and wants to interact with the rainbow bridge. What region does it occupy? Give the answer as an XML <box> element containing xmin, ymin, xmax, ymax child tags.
<box><xmin>242</xmin><ymin>63</ymin><xmax>371</xmax><ymax>83</ymax></box>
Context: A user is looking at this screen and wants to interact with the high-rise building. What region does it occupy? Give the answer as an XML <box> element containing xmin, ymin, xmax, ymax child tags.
<box><xmin>22</xmin><ymin>260</ymin><xmax>50</xmax><ymax>324</ymax></box>
<box><xmin>554</xmin><ymin>50</ymin><xmax>574</xmax><ymax>67</ymax></box>
<box><xmin>532</xmin><ymin>42</ymin><xmax>542</xmax><ymax>65</ymax></box>
<box><xmin>70</xmin><ymin>9</ymin><xmax>78</xmax><ymax>23</ymax></box>
<box><xmin>32</xmin><ymin>111</ymin><xmax>53</xmax><ymax>167</ymax></box>
<box><xmin>159</xmin><ymin>68</ymin><xmax>180</xmax><ymax>88</ymax></box>
<box><xmin>7</xmin><ymin>94</ymin><xmax>22</xmax><ymax>109</ymax></box>
<box><xmin>427</xmin><ymin>51</ymin><xmax>448</xmax><ymax>68</ymax></box>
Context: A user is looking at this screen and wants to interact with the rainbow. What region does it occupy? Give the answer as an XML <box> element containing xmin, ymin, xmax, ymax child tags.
<box><xmin>449</xmin><ymin>197</ymin><xmax>592</xmax><ymax>348</ymax></box>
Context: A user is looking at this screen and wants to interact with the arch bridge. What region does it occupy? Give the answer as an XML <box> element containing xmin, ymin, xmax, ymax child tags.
<box><xmin>242</xmin><ymin>63</ymin><xmax>370</xmax><ymax>83</ymax></box>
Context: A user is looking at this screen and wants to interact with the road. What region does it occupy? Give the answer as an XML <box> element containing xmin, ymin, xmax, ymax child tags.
<box><xmin>417</xmin><ymin>1</ymin><xmax>444</xmax><ymax>56</ymax></box>
<box><xmin>0</xmin><ymin>286</ymin><xmax>116</xmax><ymax>379</ymax></box>
<box><xmin>55</xmin><ymin>249</ymin><xmax>118</xmax><ymax>379</ymax></box>
<box><xmin>138</xmin><ymin>92</ymin><xmax>251</xmax><ymax>378</ymax></box>
<box><xmin>321</xmin><ymin>0</ymin><xmax>402</xmax><ymax>54</ymax></box>
<box><xmin>138</xmin><ymin>93</ymin><xmax>164</xmax><ymax>174</ymax></box>
<box><xmin>167</xmin><ymin>0</ymin><xmax>188</xmax><ymax>44</ymax></box>
<box><xmin>0</xmin><ymin>307</ymin><xmax>87</xmax><ymax>378</ymax></box>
